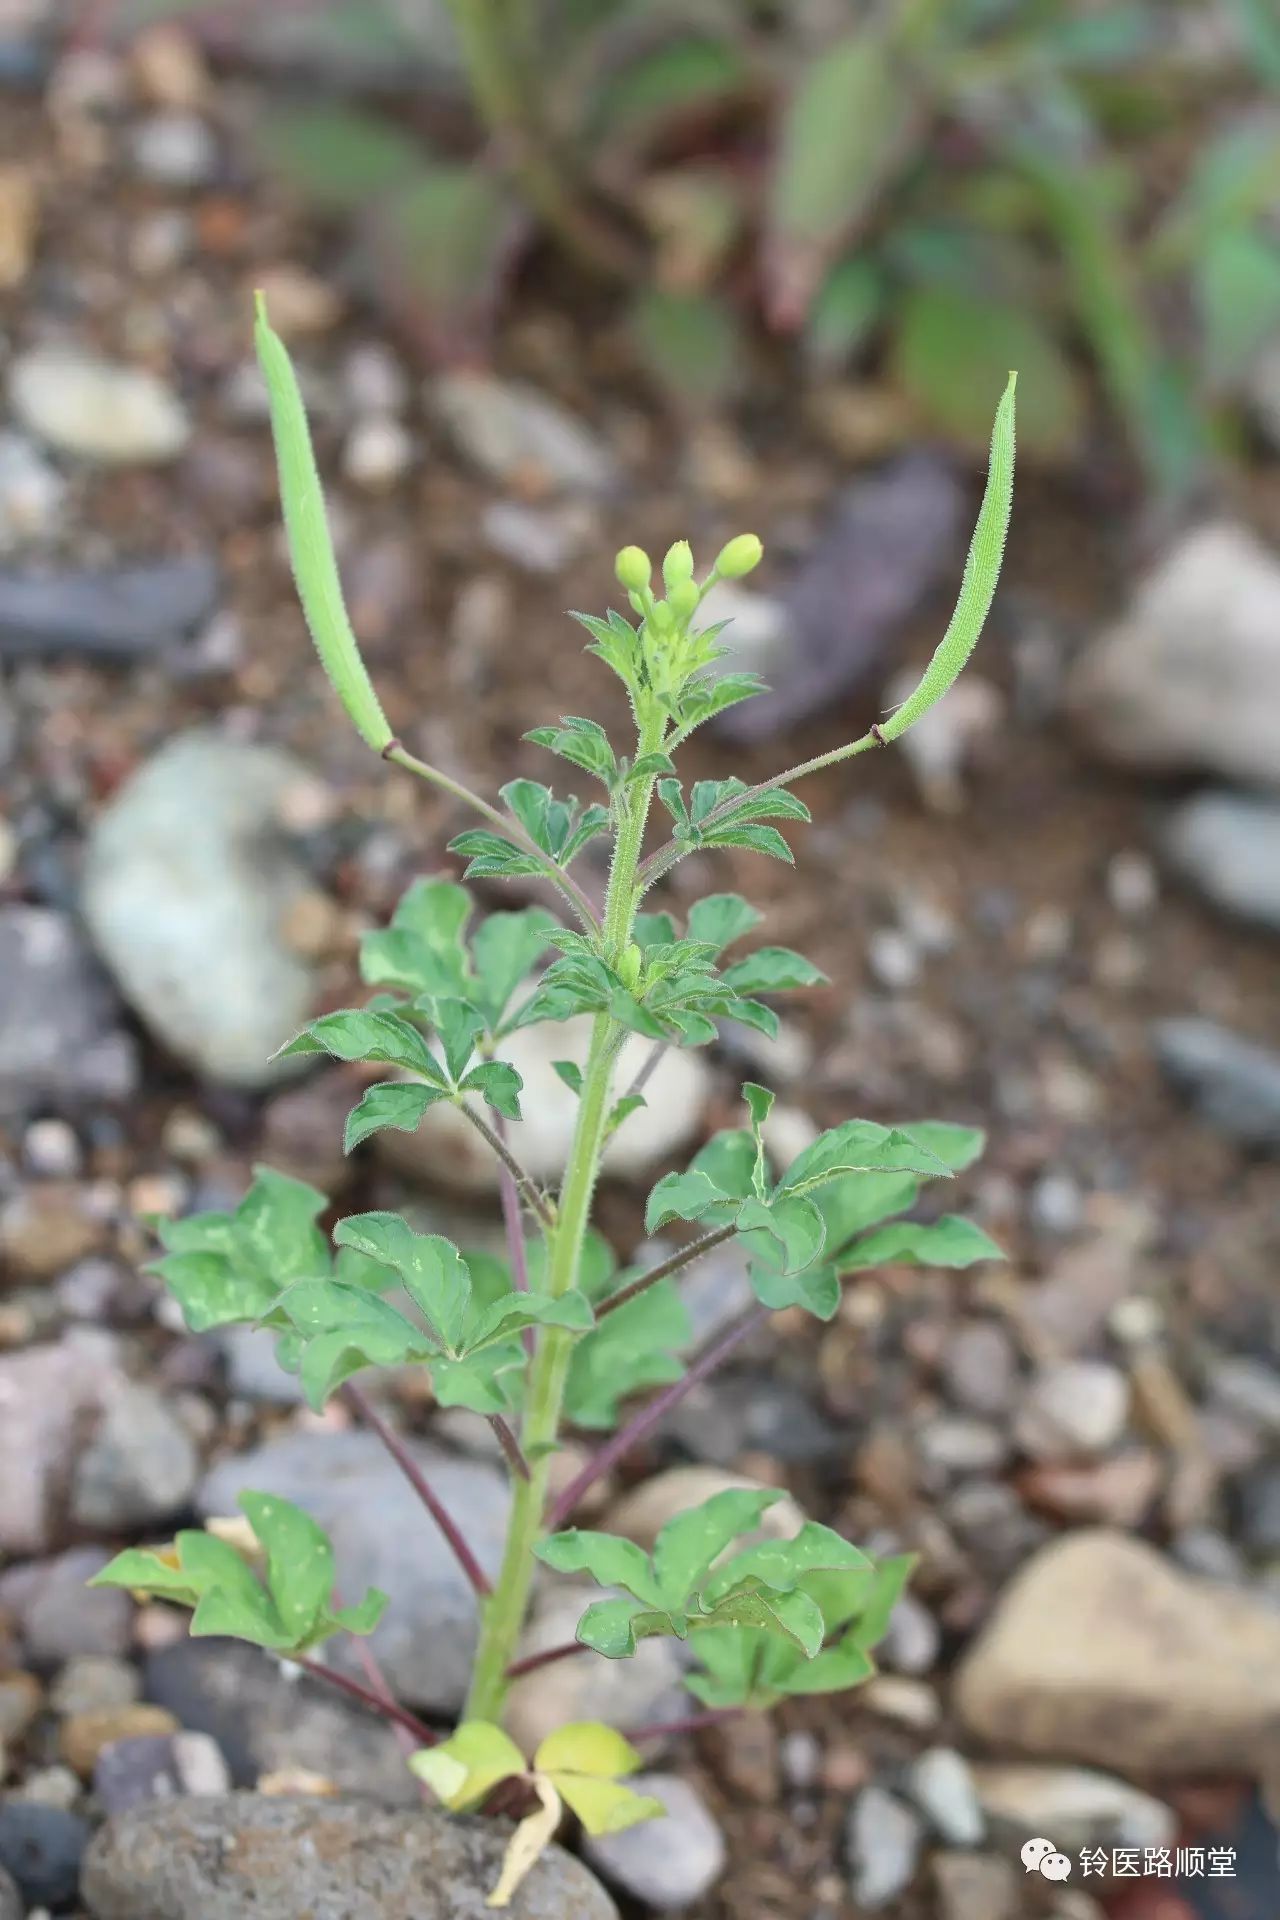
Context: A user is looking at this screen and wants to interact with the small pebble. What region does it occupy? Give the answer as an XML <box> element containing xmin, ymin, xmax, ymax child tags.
<box><xmin>49</xmin><ymin>1656</ymin><xmax>138</xmax><ymax>1717</ymax></box>
<box><xmin>846</xmin><ymin>1785</ymin><xmax>925</xmax><ymax>1910</ymax></box>
<box><xmin>21</xmin><ymin>1118</ymin><xmax>81</xmax><ymax>1179</ymax></box>
<box><xmin>0</xmin><ymin>1801</ymin><xmax>90</xmax><ymax>1909</ymax></box>
<box><xmin>858</xmin><ymin>1677</ymin><xmax>942</xmax><ymax>1731</ymax></box>
<box><xmin>942</xmin><ymin>1322</ymin><xmax>1019</xmax><ymax>1419</ymax></box>
<box><xmin>60</xmin><ymin>1705</ymin><xmax>179</xmax><ymax>1780</ymax></box>
<box><xmin>781</xmin><ymin>1730</ymin><xmax>822</xmax><ymax>1793</ymax></box>
<box><xmin>129</xmin><ymin>110</ymin><xmax>218</xmax><ymax>186</ymax></box>
<box><xmin>867</xmin><ymin>927</ymin><xmax>920</xmax><ymax>990</ymax></box>
<box><xmin>342</xmin><ymin>415</ymin><xmax>413</xmax><ymax>490</ymax></box>
<box><xmin>0</xmin><ymin>1673</ymin><xmax>42</xmax><ymax>1744</ymax></box>
<box><xmin>1015</xmin><ymin>1361</ymin><xmax>1129</xmax><ymax>1459</ymax></box>
<box><xmin>584</xmin><ymin>1772</ymin><xmax>726</xmax><ymax>1910</ymax></box>
<box><xmin>879</xmin><ymin>1593</ymin><xmax>942</xmax><ymax>1676</ymax></box>
<box><xmin>1107</xmin><ymin>850</ymin><xmax>1158</xmax><ymax>916</ymax></box>
<box><xmin>909</xmin><ymin>1747</ymin><xmax>985</xmax><ymax>1847</ymax></box>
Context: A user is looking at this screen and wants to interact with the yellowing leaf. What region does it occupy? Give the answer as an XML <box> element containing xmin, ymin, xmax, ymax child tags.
<box><xmin>533</xmin><ymin>1722</ymin><xmax>643</xmax><ymax>1781</ymax></box>
<box><xmin>409</xmin><ymin>1721</ymin><xmax>525</xmax><ymax>1812</ymax></box>
<box><xmin>488</xmin><ymin>1776</ymin><xmax>561</xmax><ymax>1910</ymax></box>
<box><xmin>549</xmin><ymin>1772</ymin><xmax>666</xmax><ymax>1836</ymax></box>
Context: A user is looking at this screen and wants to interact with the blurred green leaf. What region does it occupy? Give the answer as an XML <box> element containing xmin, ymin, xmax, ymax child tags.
<box><xmin>255</xmin><ymin>107</ymin><xmax>425</xmax><ymax>215</ymax></box>
<box><xmin>1196</xmin><ymin>227</ymin><xmax>1280</xmax><ymax>382</ymax></box>
<box><xmin>377</xmin><ymin>168</ymin><xmax>518</xmax><ymax>351</ymax></box>
<box><xmin>804</xmin><ymin>257</ymin><xmax>886</xmax><ymax>370</ymax></box>
<box><xmin>894</xmin><ymin>284</ymin><xmax>1083</xmax><ymax>458</ymax></box>
<box><xmin>1227</xmin><ymin>0</ymin><xmax>1280</xmax><ymax>89</ymax></box>
<box><xmin>592</xmin><ymin>35</ymin><xmax>749</xmax><ymax>149</ymax></box>
<box><xmin>766</xmin><ymin>29</ymin><xmax>920</xmax><ymax>320</ymax></box>
<box><xmin>629</xmin><ymin>286</ymin><xmax>746</xmax><ymax>408</ymax></box>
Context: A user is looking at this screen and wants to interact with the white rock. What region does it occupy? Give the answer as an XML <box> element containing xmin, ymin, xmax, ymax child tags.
<box><xmin>0</xmin><ymin>432</ymin><xmax>67</xmax><ymax>550</ymax></box>
<box><xmin>1015</xmin><ymin>1362</ymin><xmax>1129</xmax><ymax>1460</ymax></box>
<box><xmin>883</xmin><ymin>669</ymin><xmax>1003</xmax><ymax>813</ymax></box>
<box><xmin>846</xmin><ymin>1786</ymin><xmax>924</xmax><ymax>1910</ymax></box>
<box><xmin>585</xmin><ymin>1773</ymin><xmax>726</xmax><ymax>1910</ymax></box>
<box><xmin>432</xmin><ymin>372</ymin><xmax>617</xmax><ymax>495</ymax></box>
<box><xmin>129</xmin><ymin>110</ymin><xmax>218</xmax><ymax>186</ymax></box>
<box><xmin>342</xmin><ymin>415</ymin><xmax>413</xmax><ymax>490</ymax></box>
<box><xmin>608</xmin><ymin>1466</ymin><xmax>805</xmax><ymax>1550</ymax></box>
<box><xmin>82</xmin><ymin>731</ymin><xmax>323</xmax><ymax>1086</ymax></box>
<box><xmin>505</xmin><ymin>1583</ymin><xmax>685</xmax><ymax>1755</ymax></box>
<box><xmin>972</xmin><ymin>1764</ymin><xmax>1174</xmax><ymax>1855</ymax></box>
<box><xmin>1161</xmin><ymin>789</ymin><xmax>1280</xmax><ymax>933</ymax></box>
<box><xmin>694</xmin><ymin>581</ymin><xmax>788</xmax><ymax>677</ymax></box>
<box><xmin>9</xmin><ymin>346</ymin><xmax>189</xmax><ymax>464</ymax></box>
<box><xmin>909</xmin><ymin>1748</ymin><xmax>985</xmax><ymax>1847</ymax></box>
<box><xmin>378</xmin><ymin>1014</ymin><xmax>711</xmax><ymax>1190</ymax></box>
<box><xmin>1068</xmin><ymin>523</ymin><xmax>1280</xmax><ymax>789</ymax></box>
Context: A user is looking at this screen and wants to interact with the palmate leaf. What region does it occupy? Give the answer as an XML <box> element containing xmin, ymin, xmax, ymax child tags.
<box><xmin>149</xmin><ymin>1167</ymin><xmax>330</xmax><ymax>1333</ymax></box>
<box><xmin>275</xmin><ymin>1007</ymin><xmax>445</xmax><ymax>1082</ymax></box>
<box><xmin>564</xmin><ymin>1277</ymin><xmax>690</xmax><ymax>1430</ymax></box>
<box><xmin>90</xmin><ymin>1492</ymin><xmax>385</xmax><ymax>1658</ymax></box>
<box><xmin>344</xmin><ymin>1081</ymin><xmax>449</xmax><ymax>1152</ymax></box>
<box><xmin>840</xmin><ymin>1215</ymin><xmax>1003</xmax><ymax>1272</ymax></box>
<box><xmin>360</xmin><ymin>877</ymin><xmax>472</xmax><ymax>997</ymax></box>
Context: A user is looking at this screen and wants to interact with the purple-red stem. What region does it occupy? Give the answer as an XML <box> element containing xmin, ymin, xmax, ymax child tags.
<box><xmin>505</xmin><ymin>1638</ymin><xmax>592</xmax><ymax>1680</ymax></box>
<box><xmin>488</xmin><ymin>1413</ymin><xmax>531</xmax><ymax>1481</ymax></box>
<box><xmin>596</xmin><ymin>1223</ymin><xmax>738</xmax><ymax>1319</ymax></box>
<box><xmin>544</xmin><ymin>1307</ymin><xmax>770</xmax><ymax>1530</ymax></box>
<box><xmin>628</xmin><ymin>1707</ymin><xmax>742</xmax><ymax>1743</ymax></box>
<box><xmin>341</xmin><ymin>1381</ymin><xmax>491</xmax><ymax>1598</ymax></box>
<box><xmin>350</xmin><ymin>1635</ymin><xmax>420</xmax><ymax>1762</ymax></box>
<box><xmin>297</xmin><ymin>1656</ymin><xmax>438</xmax><ymax>1748</ymax></box>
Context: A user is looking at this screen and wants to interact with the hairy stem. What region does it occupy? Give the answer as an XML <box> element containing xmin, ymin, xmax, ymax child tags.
<box><xmin>637</xmin><ymin>728</ymin><xmax>883</xmax><ymax>892</ymax></box>
<box><xmin>462</xmin><ymin>711</ymin><xmax>668</xmax><ymax>1722</ymax></box>
<box><xmin>595</xmin><ymin>1224</ymin><xmax>739</xmax><ymax>1320</ymax></box>
<box><xmin>544</xmin><ymin>1307</ymin><xmax>769</xmax><ymax>1531</ymax></box>
<box><xmin>457</xmin><ymin>1104</ymin><xmax>556</xmax><ymax>1230</ymax></box>
<box><xmin>341</xmin><ymin>1383</ymin><xmax>491</xmax><ymax>1598</ymax></box>
<box><xmin>384</xmin><ymin>740</ymin><xmax>600</xmax><ymax>932</ymax></box>
<box><xmin>295</xmin><ymin>1656</ymin><xmax>438</xmax><ymax>1747</ymax></box>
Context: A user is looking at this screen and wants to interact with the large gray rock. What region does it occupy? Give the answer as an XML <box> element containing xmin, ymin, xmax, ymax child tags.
<box><xmin>198</xmin><ymin>1430</ymin><xmax>509</xmax><ymax>1713</ymax></box>
<box><xmin>432</xmin><ymin>373</ymin><xmax>618</xmax><ymax>496</ymax></box>
<box><xmin>1068</xmin><ymin>523</ymin><xmax>1280</xmax><ymax>789</ymax></box>
<box><xmin>142</xmin><ymin>1640</ymin><xmax>418</xmax><ymax>1806</ymax></box>
<box><xmin>69</xmin><ymin>1378</ymin><xmax>200</xmax><ymax>1531</ymax></box>
<box><xmin>0</xmin><ymin>1333</ymin><xmax>115</xmax><ymax>1555</ymax></box>
<box><xmin>9</xmin><ymin>345</ymin><xmax>189</xmax><ymax>463</ymax></box>
<box><xmin>82</xmin><ymin>732</ymin><xmax>325</xmax><ymax>1086</ymax></box>
<box><xmin>0</xmin><ymin>907</ymin><xmax>137</xmax><ymax>1119</ymax></box>
<box><xmin>971</xmin><ymin>1764</ymin><xmax>1174</xmax><ymax>1855</ymax></box>
<box><xmin>1155</xmin><ymin>1018</ymin><xmax>1280</xmax><ymax>1150</ymax></box>
<box><xmin>81</xmin><ymin>1795</ymin><xmax>618</xmax><ymax>1920</ymax></box>
<box><xmin>0</xmin><ymin>1865</ymin><xmax>20</xmax><ymax>1920</ymax></box>
<box><xmin>953</xmin><ymin>1529</ymin><xmax>1280</xmax><ymax>1777</ymax></box>
<box><xmin>1162</xmin><ymin>790</ymin><xmax>1280</xmax><ymax>932</ymax></box>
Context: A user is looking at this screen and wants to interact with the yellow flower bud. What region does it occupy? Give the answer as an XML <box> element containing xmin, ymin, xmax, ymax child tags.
<box><xmin>662</xmin><ymin>540</ymin><xmax>694</xmax><ymax>590</ymax></box>
<box><xmin>714</xmin><ymin>533</ymin><xmax>763</xmax><ymax>579</ymax></box>
<box><xmin>615</xmin><ymin>545</ymin><xmax>652</xmax><ymax>595</ymax></box>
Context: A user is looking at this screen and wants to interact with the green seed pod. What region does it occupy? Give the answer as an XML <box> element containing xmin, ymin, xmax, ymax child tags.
<box><xmin>667</xmin><ymin>578</ymin><xmax>700</xmax><ymax>622</ymax></box>
<box><xmin>713</xmin><ymin>533</ymin><xmax>764</xmax><ymax>579</ymax></box>
<box><xmin>878</xmin><ymin>373</ymin><xmax>1016</xmax><ymax>745</ymax></box>
<box><xmin>254</xmin><ymin>293</ymin><xmax>392</xmax><ymax>754</ymax></box>
<box><xmin>662</xmin><ymin>540</ymin><xmax>694</xmax><ymax>590</ymax></box>
<box><xmin>615</xmin><ymin>545</ymin><xmax>652</xmax><ymax>595</ymax></box>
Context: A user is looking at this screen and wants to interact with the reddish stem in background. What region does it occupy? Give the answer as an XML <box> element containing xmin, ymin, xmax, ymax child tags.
<box><xmin>341</xmin><ymin>1381</ymin><xmax>492</xmax><ymax>1598</ymax></box>
<box><xmin>350</xmin><ymin>1635</ymin><xmax>419</xmax><ymax>1762</ymax></box>
<box><xmin>296</xmin><ymin>1656</ymin><xmax>438</xmax><ymax>1748</ymax></box>
<box><xmin>543</xmin><ymin>1307</ymin><xmax>770</xmax><ymax>1531</ymax></box>
<box><xmin>505</xmin><ymin>1638</ymin><xmax>591</xmax><ymax>1680</ymax></box>
<box><xmin>488</xmin><ymin>1412</ymin><xmax>532</xmax><ymax>1481</ymax></box>
<box><xmin>627</xmin><ymin>1707</ymin><xmax>742</xmax><ymax>1743</ymax></box>
<box><xmin>595</xmin><ymin>1223</ymin><xmax>737</xmax><ymax>1320</ymax></box>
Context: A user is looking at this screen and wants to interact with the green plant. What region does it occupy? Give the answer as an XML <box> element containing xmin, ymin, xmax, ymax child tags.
<box><xmin>116</xmin><ymin>0</ymin><xmax>1274</xmax><ymax>488</ymax></box>
<box><xmin>93</xmin><ymin>301</ymin><xmax>1015</xmax><ymax>1905</ymax></box>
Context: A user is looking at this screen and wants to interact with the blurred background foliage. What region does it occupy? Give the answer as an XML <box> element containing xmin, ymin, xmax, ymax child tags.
<box><xmin>109</xmin><ymin>0</ymin><xmax>1280</xmax><ymax>494</ymax></box>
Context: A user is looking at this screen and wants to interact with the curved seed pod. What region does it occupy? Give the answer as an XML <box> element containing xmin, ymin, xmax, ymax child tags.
<box><xmin>878</xmin><ymin>373</ymin><xmax>1016</xmax><ymax>744</ymax></box>
<box><xmin>253</xmin><ymin>293</ymin><xmax>392</xmax><ymax>754</ymax></box>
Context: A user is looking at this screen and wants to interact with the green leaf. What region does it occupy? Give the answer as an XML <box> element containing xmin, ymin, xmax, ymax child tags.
<box><xmin>645</xmin><ymin>1169</ymin><xmax>731</xmax><ymax>1234</ymax></box>
<box><xmin>575</xmin><ymin>1596</ymin><xmax>650</xmax><ymax>1658</ymax></box>
<box><xmin>536</xmin><ymin>1530</ymin><xmax>661</xmax><ymax>1606</ymax></box>
<box><xmin>459</xmin><ymin>1060</ymin><xmax>524</xmax><ymax>1120</ymax></box>
<box><xmin>749</xmin><ymin>1257</ymin><xmax>841</xmax><ymax>1321</ymax></box>
<box><xmin>471</xmin><ymin>906</ymin><xmax>559</xmax><ymax>1026</ymax></box>
<box><xmin>848</xmin><ymin>1553</ymin><xmax>917</xmax><ymax>1651</ymax></box>
<box><xmin>534</xmin><ymin>1722</ymin><xmax>643</xmax><ymax>1781</ymax></box>
<box><xmin>1196</xmin><ymin>227</ymin><xmax>1280</xmax><ymax>382</ymax></box>
<box><xmin>840</xmin><ymin>1214</ymin><xmax>1002</xmax><ymax>1271</ymax></box>
<box><xmin>271</xmin><ymin>1279</ymin><xmax>433</xmax><ymax>1408</ymax></box>
<box><xmin>360</xmin><ymin>878</ymin><xmax>472</xmax><ymax>998</ymax></box>
<box><xmin>149</xmin><ymin>1167</ymin><xmax>329</xmax><ymax>1333</ymax></box>
<box><xmin>898</xmin><ymin>1121</ymin><xmax>985</xmax><ymax>1171</ymax></box>
<box><xmin>629</xmin><ymin>286</ymin><xmax>746</xmax><ymax>410</ymax></box>
<box><xmin>703</xmin><ymin>1521</ymin><xmax>872</xmax><ymax>1606</ymax></box>
<box><xmin>376</xmin><ymin>166</ymin><xmax>517</xmax><ymax>352</ymax></box>
<box><xmin>466</xmin><ymin>1288</ymin><xmax>594</xmax><ymax>1350</ymax></box>
<box><xmin>550</xmin><ymin>1773</ymin><xmax>665</xmax><ymax>1836</ymax></box>
<box><xmin>805</xmin><ymin>255</ymin><xmax>887</xmax><ymax>369</ymax></box>
<box><xmin>1227</xmin><ymin>0</ymin><xmax>1280</xmax><ymax>88</ymax></box>
<box><xmin>779</xmin><ymin>1121</ymin><xmax>949</xmax><ymax>1196</ymax></box>
<box><xmin>428</xmin><ymin>997</ymin><xmax>485</xmax><ymax>1083</ymax></box>
<box><xmin>553</xmin><ymin>1060</ymin><xmax>584</xmax><ymax>1096</ymax></box>
<box><xmin>721</xmin><ymin>947</ymin><xmax>826</xmax><ymax>995</ymax></box>
<box><xmin>738</xmin><ymin>1192</ymin><xmax>825</xmax><ymax>1276</ymax></box>
<box><xmin>448</xmin><ymin>829</ymin><xmax>546</xmax><ymax>881</ymax></box>
<box><xmin>651</xmin><ymin>1489</ymin><xmax>784</xmax><ymax>1609</ymax></box>
<box><xmin>255</xmin><ymin>297</ymin><xmax>391</xmax><ymax>754</ymax></box>
<box><xmin>700</xmin><ymin>823</ymin><xmax>795</xmax><ymax>864</ymax></box>
<box><xmin>895</xmin><ymin>285</ymin><xmax>1079</xmax><ymax>459</ymax></box>
<box><xmin>591</xmin><ymin>33</ymin><xmax>748</xmax><ymax>148</ymax></box>
<box><xmin>254</xmin><ymin>105</ymin><xmax>423</xmax><ymax>214</ymax></box>
<box><xmin>345</xmin><ymin>1081</ymin><xmax>448</xmax><ymax>1152</ymax></box>
<box><xmin>767</xmin><ymin>29</ymin><xmax>918</xmax><ymax>318</ymax></box>
<box><xmin>238</xmin><ymin>1490</ymin><xmax>332</xmax><ymax>1648</ymax></box>
<box><xmin>333</xmin><ymin>1213</ymin><xmax>471</xmax><ymax>1352</ymax></box>
<box><xmin>564</xmin><ymin>1278</ymin><xmax>690</xmax><ymax>1430</ymax></box>
<box><xmin>276</xmin><ymin>1009</ymin><xmax>443</xmax><ymax>1082</ymax></box>
<box><xmin>687</xmin><ymin>894</ymin><xmax>762</xmax><ymax>953</ymax></box>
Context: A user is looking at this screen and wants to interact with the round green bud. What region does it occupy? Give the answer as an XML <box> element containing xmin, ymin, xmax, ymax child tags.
<box><xmin>714</xmin><ymin>532</ymin><xmax>763</xmax><ymax>579</ymax></box>
<box><xmin>615</xmin><ymin>545</ymin><xmax>652</xmax><ymax>594</ymax></box>
<box><xmin>618</xmin><ymin>942</ymin><xmax>644</xmax><ymax>991</ymax></box>
<box><xmin>668</xmin><ymin>578</ymin><xmax>700</xmax><ymax>621</ymax></box>
<box><xmin>662</xmin><ymin>540</ymin><xmax>694</xmax><ymax>591</ymax></box>
<box><xmin>649</xmin><ymin>600</ymin><xmax>675</xmax><ymax>635</ymax></box>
